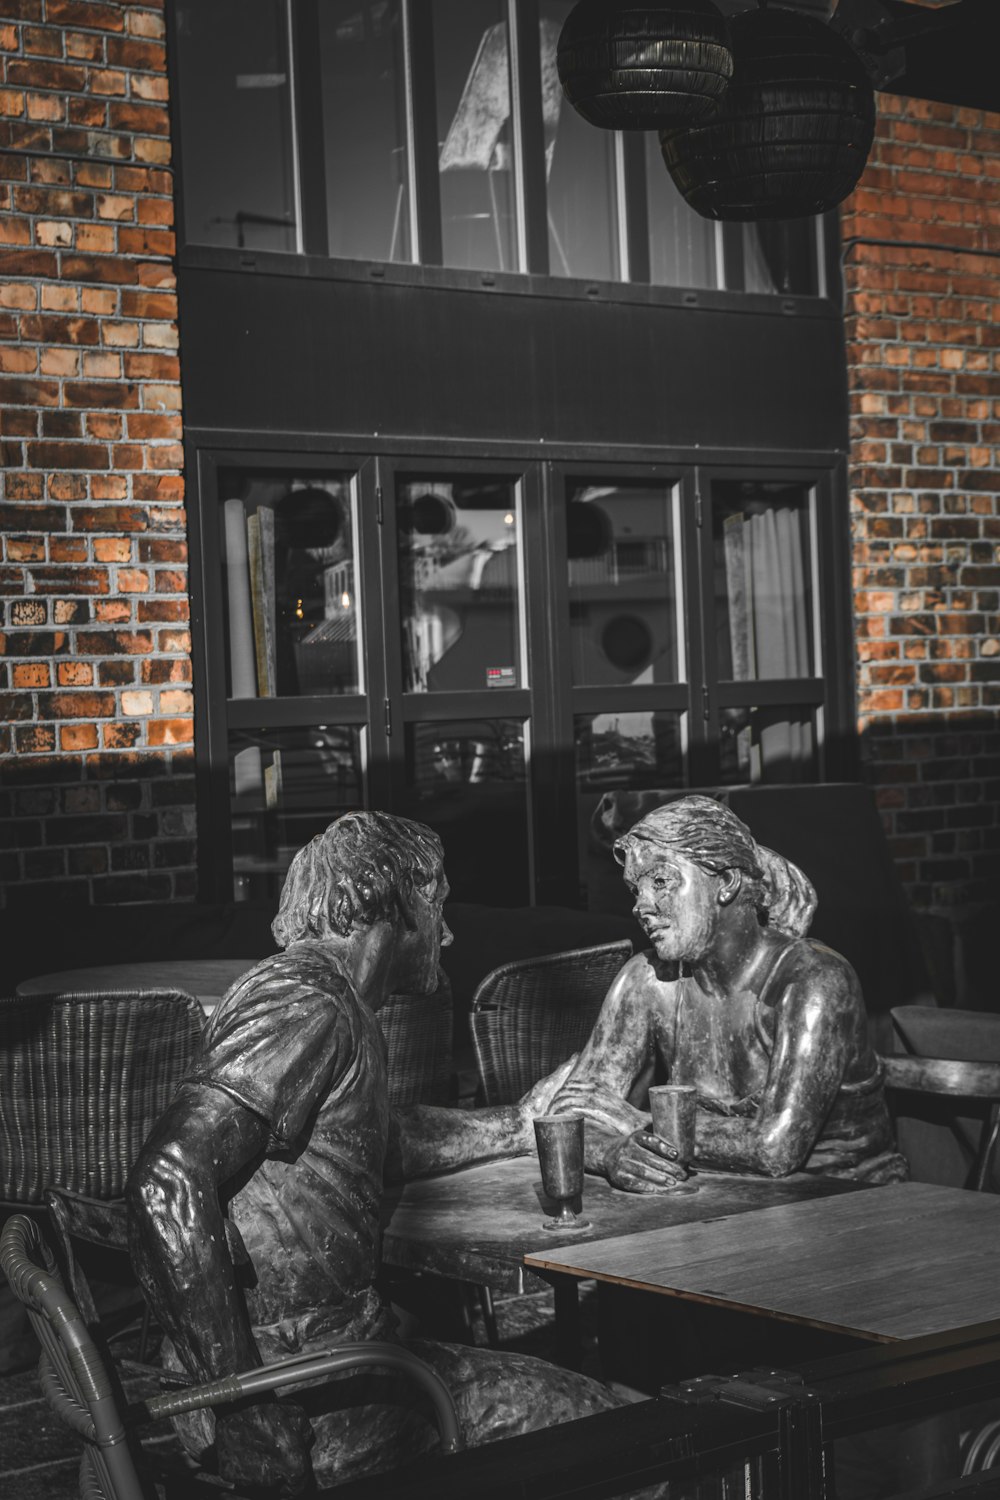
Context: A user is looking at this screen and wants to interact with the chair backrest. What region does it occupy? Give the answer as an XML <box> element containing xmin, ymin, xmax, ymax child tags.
<box><xmin>0</xmin><ymin>990</ymin><xmax>204</xmax><ymax>1204</ymax></box>
<box><xmin>881</xmin><ymin>1008</ymin><xmax>1000</xmax><ymax>1194</ymax></box>
<box><xmin>471</xmin><ymin>940</ymin><xmax>633</xmax><ymax>1105</ymax></box>
<box><xmin>379</xmin><ymin>970</ymin><xmax>454</xmax><ymax>1106</ymax></box>
<box><xmin>0</xmin><ymin>1213</ymin><xmax>149</xmax><ymax>1500</ymax></box>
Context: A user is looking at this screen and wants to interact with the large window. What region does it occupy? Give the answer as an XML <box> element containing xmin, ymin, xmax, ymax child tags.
<box><xmin>172</xmin><ymin>0</ymin><xmax>823</xmax><ymax>295</ymax></box>
<box><xmin>195</xmin><ymin>450</ymin><xmax>850</xmax><ymax>907</ymax></box>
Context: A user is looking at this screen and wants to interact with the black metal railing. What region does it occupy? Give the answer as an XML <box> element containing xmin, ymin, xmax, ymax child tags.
<box><xmin>323</xmin><ymin>1319</ymin><xmax>1000</xmax><ymax>1500</ymax></box>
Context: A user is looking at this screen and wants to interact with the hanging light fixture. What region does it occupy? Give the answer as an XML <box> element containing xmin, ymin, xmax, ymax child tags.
<box><xmin>660</xmin><ymin>5</ymin><xmax>876</xmax><ymax>220</ymax></box>
<box><xmin>557</xmin><ymin>0</ymin><xmax>734</xmax><ymax>131</ymax></box>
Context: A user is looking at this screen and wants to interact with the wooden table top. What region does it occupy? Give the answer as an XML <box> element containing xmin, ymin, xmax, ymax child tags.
<box><xmin>16</xmin><ymin>958</ymin><xmax>256</xmax><ymax>1010</ymax></box>
<box><xmin>381</xmin><ymin>1155</ymin><xmax>857</xmax><ymax>1294</ymax></box>
<box><xmin>525</xmin><ymin>1180</ymin><xmax>1000</xmax><ymax>1342</ymax></box>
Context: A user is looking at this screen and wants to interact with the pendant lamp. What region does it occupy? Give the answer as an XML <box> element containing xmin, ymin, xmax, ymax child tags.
<box><xmin>557</xmin><ymin>0</ymin><xmax>734</xmax><ymax>130</ymax></box>
<box><xmin>660</xmin><ymin>5</ymin><xmax>876</xmax><ymax>219</ymax></box>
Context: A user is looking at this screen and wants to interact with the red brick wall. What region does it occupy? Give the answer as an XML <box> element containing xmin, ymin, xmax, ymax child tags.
<box><xmin>844</xmin><ymin>94</ymin><xmax>1000</xmax><ymax>934</ymax></box>
<box><xmin>0</xmin><ymin>0</ymin><xmax>195</xmax><ymax>907</ymax></box>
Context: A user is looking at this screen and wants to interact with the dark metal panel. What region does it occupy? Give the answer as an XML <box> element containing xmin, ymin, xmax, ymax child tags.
<box><xmin>177</xmin><ymin>268</ymin><xmax>849</xmax><ymax>456</ymax></box>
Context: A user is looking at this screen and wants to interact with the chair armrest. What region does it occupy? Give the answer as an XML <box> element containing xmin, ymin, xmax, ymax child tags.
<box><xmin>143</xmin><ymin>1341</ymin><xmax>462</xmax><ymax>1453</ymax></box>
<box><xmin>883</xmin><ymin>1054</ymin><xmax>1000</xmax><ymax>1101</ymax></box>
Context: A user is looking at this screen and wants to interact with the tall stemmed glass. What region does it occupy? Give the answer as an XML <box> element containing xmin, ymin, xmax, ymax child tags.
<box><xmin>533</xmin><ymin>1115</ymin><xmax>591</xmax><ymax>1232</ymax></box>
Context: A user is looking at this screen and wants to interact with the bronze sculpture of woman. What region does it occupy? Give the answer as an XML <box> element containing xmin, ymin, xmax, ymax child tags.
<box><xmin>551</xmin><ymin>795</ymin><xmax>907</xmax><ymax>1189</ymax></box>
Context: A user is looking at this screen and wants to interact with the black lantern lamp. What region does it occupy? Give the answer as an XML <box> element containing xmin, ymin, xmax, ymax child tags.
<box><xmin>557</xmin><ymin>0</ymin><xmax>734</xmax><ymax>131</ymax></box>
<box><xmin>660</xmin><ymin>5</ymin><xmax>876</xmax><ymax>219</ymax></box>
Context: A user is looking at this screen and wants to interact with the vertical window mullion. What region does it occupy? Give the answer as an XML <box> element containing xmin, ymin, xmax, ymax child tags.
<box><xmin>403</xmin><ymin>0</ymin><xmax>443</xmax><ymax>266</ymax></box>
<box><xmin>288</xmin><ymin>0</ymin><xmax>329</xmax><ymax>257</ymax></box>
<box><xmin>507</xmin><ymin>0</ymin><xmax>549</xmax><ymax>276</ymax></box>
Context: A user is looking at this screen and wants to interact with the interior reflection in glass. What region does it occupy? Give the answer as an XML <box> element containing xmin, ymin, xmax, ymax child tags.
<box><xmin>566</xmin><ymin>482</ymin><xmax>678</xmax><ymax>688</ymax></box>
<box><xmin>575</xmin><ymin>711</ymin><xmax>684</xmax><ymax>791</ymax></box>
<box><xmin>541</xmin><ymin>1</ymin><xmax>619</xmax><ymax>281</ymax></box>
<box><xmin>397</xmin><ymin>478</ymin><xmax>521</xmax><ymax>693</ymax></box>
<box><xmin>174</xmin><ymin>0</ymin><xmax>297</xmax><ymax>252</ymax></box>
<box><xmin>435</xmin><ymin>0</ymin><xmax>516</xmax><ymax>272</ymax></box>
<box><xmin>230</xmin><ymin>724</ymin><xmax>363</xmax><ymax>901</ymax></box>
<box><xmin>719</xmin><ymin>705</ymin><xmax>817</xmax><ymax>785</ymax></box>
<box><xmin>405</xmin><ymin>719</ymin><xmax>528</xmax><ymax>904</ymax></box>
<box><xmin>712</xmin><ymin>480</ymin><xmax>814</xmax><ymax>684</ymax></box>
<box><xmin>221</xmin><ymin>473</ymin><xmax>360</xmax><ymax>698</ymax></box>
<box><xmin>320</xmin><ymin>0</ymin><xmax>411</xmax><ymax>263</ymax></box>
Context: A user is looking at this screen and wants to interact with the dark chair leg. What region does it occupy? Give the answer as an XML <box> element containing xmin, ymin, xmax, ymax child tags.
<box><xmin>972</xmin><ymin>1104</ymin><xmax>1000</xmax><ymax>1192</ymax></box>
<box><xmin>477</xmin><ymin>1285</ymin><xmax>499</xmax><ymax>1348</ymax></box>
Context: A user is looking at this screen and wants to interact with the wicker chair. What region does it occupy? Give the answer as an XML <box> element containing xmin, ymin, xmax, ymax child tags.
<box><xmin>380</xmin><ymin>969</ymin><xmax>454</xmax><ymax>1106</ymax></box>
<box><xmin>0</xmin><ymin>989</ymin><xmax>205</xmax><ymax>1340</ymax></box>
<box><xmin>470</xmin><ymin>940</ymin><xmax>633</xmax><ymax>1106</ymax></box>
<box><xmin>1</xmin><ymin>1213</ymin><xmax>460</xmax><ymax>1500</ymax></box>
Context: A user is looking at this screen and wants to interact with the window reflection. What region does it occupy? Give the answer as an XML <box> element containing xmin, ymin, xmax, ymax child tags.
<box><xmin>566</xmin><ymin>482</ymin><xmax>678</xmax><ymax>687</ymax></box>
<box><xmin>711</xmin><ymin>479</ymin><xmax>814</xmax><ymax>683</ymax></box>
<box><xmin>719</xmin><ymin>705</ymin><xmax>817</xmax><ymax>785</ymax></box>
<box><xmin>744</xmin><ymin>219</ymin><xmax>817</xmax><ymax>295</ymax></box>
<box><xmin>645</xmin><ymin>133</ymin><xmax>718</xmax><ymax>289</ymax></box>
<box><xmin>397</xmin><ymin>477</ymin><xmax>522</xmax><ymax>693</ymax></box>
<box><xmin>320</xmin><ymin>0</ymin><xmax>412</xmax><ymax>263</ymax></box>
<box><xmin>405</xmin><ymin>719</ymin><xmax>528</xmax><ymax>904</ymax></box>
<box><xmin>220</xmin><ymin>472</ymin><xmax>362</xmax><ymax>698</ymax></box>
<box><xmin>230</xmin><ymin>724</ymin><xmax>364</xmax><ymax>900</ymax></box>
<box><xmin>175</xmin><ymin>0</ymin><xmax>297</xmax><ymax>253</ymax></box>
<box><xmin>575</xmin><ymin>711</ymin><xmax>685</xmax><ymax>791</ymax></box>
<box><xmin>434</xmin><ymin>0</ymin><xmax>516</xmax><ymax>272</ymax></box>
<box><xmin>541</xmin><ymin>2</ymin><xmax>620</xmax><ymax>281</ymax></box>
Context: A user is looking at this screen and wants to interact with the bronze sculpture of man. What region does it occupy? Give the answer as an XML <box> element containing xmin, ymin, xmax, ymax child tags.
<box><xmin>551</xmin><ymin>795</ymin><xmax>907</xmax><ymax>1189</ymax></box>
<box><xmin>128</xmin><ymin>812</ymin><xmax>620</xmax><ymax>1496</ymax></box>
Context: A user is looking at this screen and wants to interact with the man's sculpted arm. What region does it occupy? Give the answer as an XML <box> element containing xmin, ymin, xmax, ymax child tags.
<box><xmin>127</xmin><ymin>1084</ymin><xmax>314</xmax><ymax>1495</ymax></box>
<box><xmin>694</xmin><ymin>951</ymin><xmax>857</xmax><ymax>1176</ymax></box>
<box><xmin>388</xmin><ymin>1059</ymin><xmax>576</xmax><ymax>1180</ymax></box>
<box><xmin>548</xmin><ymin>955</ymin><xmax>687</xmax><ymax>1190</ymax></box>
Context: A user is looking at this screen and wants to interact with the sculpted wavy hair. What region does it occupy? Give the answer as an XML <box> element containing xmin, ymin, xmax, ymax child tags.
<box><xmin>272</xmin><ymin>811</ymin><xmax>444</xmax><ymax>948</ymax></box>
<box><xmin>613</xmin><ymin>794</ymin><xmax>816</xmax><ymax>939</ymax></box>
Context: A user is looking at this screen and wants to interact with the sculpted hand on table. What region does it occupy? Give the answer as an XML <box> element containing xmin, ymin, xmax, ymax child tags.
<box><xmin>550</xmin><ymin>796</ymin><xmax>906</xmax><ymax>1191</ymax></box>
<box><xmin>128</xmin><ymin>812</ymin><xmax>621</xmax><ymax>1497</ymax></box>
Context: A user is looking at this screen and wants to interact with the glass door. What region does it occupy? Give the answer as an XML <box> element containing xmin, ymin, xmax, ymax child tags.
<box><xmin>198</xmin><ymin>452</ymin><xmax>383</xmax><ymax>903</ymax></box>
<box><xmin>374</xmin><ymin>455</ymin><xmax>542</xmax><ymax>906</ymax></box>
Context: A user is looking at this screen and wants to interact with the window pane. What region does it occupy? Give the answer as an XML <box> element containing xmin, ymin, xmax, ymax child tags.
<box><xmin>645</xmin><ymin>133</ymin><xmax>717</xmax><ymax>289</ymax></box>
<box><xmin>397</xmin><ymin>476</ymin><xmax>522</xmax><ymax>693</ymax></box>
<box><xmin>711</xmin><ymin>480</ymin><xmax>814</xmax><ymax>682</ymax></box>
<box><xmin>220</xmin><ymin>471</ymin><xmax>362</xmax><ymax>698</ymax></box>
<box><xmin>541</xmin><ymin>3</ymin><xmax>621</xmax><ymax>282</ymax></box>
<box><xmin>320</xmin><ymin>1</ymin><xmax>412</xmax><ymax>263</ymax></box>
<box><xmin>174</xmin><ymin>1</ymin><xmax>297</xmax><ymax>252</ymax></box>
<box><xmin>404</xmin><ymin>719</ymin><xmax>529</xmax><ymax>903</ymax></box>
<box><xmin>566</xmin><ymin>481</ymin><xmax>679</xmax><ymax>687</ymax></box>
<box><xmin>743</xmin><ymin>219</ymin><xmax>817</xmax><ymax>296</ymax></box>
<box><xmin>719</xmin><ymin>705</ymin><xmax>817</xmax><ymax>785</ymax></box>
<box><xmin>434</xmin><ymin>0</ymin><xmax>516</xmax><ymax>272</ymax></box>
<box><xmin>575</xmin><ymin>711</ymin><xmax>685</xmax><ymax>792</ymax></box>
<box><xmin>230</xmin><ymin>724</ymin><xmax>364</xmax><ymax>901</ymax></box>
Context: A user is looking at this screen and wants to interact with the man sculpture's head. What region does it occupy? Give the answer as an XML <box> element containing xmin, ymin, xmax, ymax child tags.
<box><xmin>613</xmin><ymin>795</ymin><xmax>815</xmax><ymax>965</ymax></box>
<box><xmin>272</xmin><ymin>811</ymin><xmax>450</xmax><ymax>992</ymax></box>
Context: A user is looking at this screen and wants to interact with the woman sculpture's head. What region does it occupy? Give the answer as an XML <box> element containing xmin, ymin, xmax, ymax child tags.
<box><xmin>613</xmin><ymin>795</ymin><xmax>815</xmax><ymax>962</ymax></box>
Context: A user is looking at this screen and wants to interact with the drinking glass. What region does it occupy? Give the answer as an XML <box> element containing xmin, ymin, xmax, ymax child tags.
<box><xmin>533</xmin><ymin>1114</ymin><xmax>591</xmax><ymax>1232</ymax></box>
<box><xmin>648</xmin><ymin>1084</ymin><xmax>700</xmax><ymax>1194</ymax></box>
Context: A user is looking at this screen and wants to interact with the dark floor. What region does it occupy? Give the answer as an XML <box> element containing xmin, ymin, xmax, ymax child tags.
<box><xmin>0</xmin><ymin>1284</ymin><xmax>594</xmax><ymax>1500</ymax></box>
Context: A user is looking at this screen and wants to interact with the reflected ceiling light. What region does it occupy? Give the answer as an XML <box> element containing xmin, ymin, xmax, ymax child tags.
<box><xmin>660</xmin><ymin>6</ymin><xmax>876</xmax><ymax>220</ymax></box>
<box><xmin>557</xmin><ymin>0</ymin><xmax>734</xmax><ymax>130</ymax></box>
<box><xmin>503</xmin><ymin>512</ymin><xmax>515</xmax><ymax>526</ymax></box>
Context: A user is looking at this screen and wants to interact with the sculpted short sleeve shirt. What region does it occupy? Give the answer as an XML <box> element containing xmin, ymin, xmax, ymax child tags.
<box><xmin>185</xmin><ymin>942</ymin><xmax>389</xmax><ymax>1333</ymax></box>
